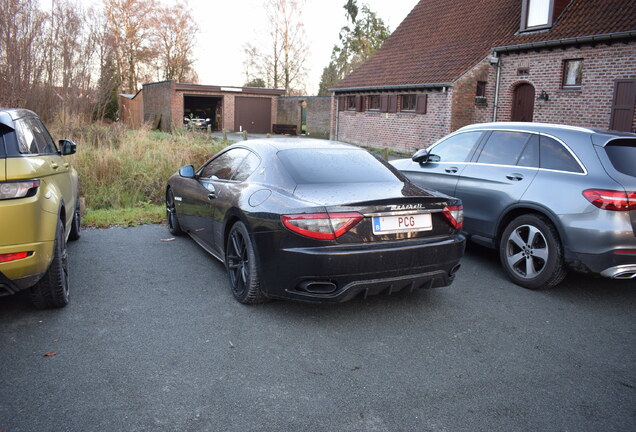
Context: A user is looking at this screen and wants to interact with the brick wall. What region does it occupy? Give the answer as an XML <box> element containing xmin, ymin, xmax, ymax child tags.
<box><xmin>142</xmin><ymin>81</ymin><xmax>174</xmax><ymax>131</ymax></box>
<box><xmin>330</xmin><ymin>90</ymin><xmax>453</xmax><ymax>154</ymax></box>
<box><xmin>450</xmin><ymin>61</ymin><xmax>492</xmax><ymax>130</ymax></box>
<box><xmin>277</xmin><ymin>97</ymin><xmax>298</xmax><ymax>125</ymax></box>
<box><xmin>278</xmin><ymin>96</ymin><xmax>331</xmax><ymax>138</ymax></box>
<box><xmin>306</xmin><ymin>97</ymin><xmax>331</xmax><ymax>138</ymax></box>
<box><xmin>496</xmin><ymin>42</ymin><xmax>636</xmax><ymax>130</ymax></box>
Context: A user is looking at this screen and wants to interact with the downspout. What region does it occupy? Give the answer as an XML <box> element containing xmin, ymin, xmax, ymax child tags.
<box><xmin>492</xmin><ymin>52</ymin><xmax>501</xmax><ymax>122</ymax></box>
<box><xmin>335</xmin><ymin>94</ymin><xmax>340</xmax><ymax>141</ymax></box>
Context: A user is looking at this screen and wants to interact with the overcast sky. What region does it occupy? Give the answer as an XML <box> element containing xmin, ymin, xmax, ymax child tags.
<box><xmin>192</xmin><ymin>0</ymin><xmax>418</xmax><ymax>94</ymax></box>
<box><xmin>40</xmin><ymin>0</ymin><xmax>418</xmax><ymax>94</ymax></box>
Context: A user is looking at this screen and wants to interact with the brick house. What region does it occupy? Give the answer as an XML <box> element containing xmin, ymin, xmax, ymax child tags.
<box><xmin>330</xmin><ymin>0</ymin><xmax>636</xmax><ymax>153</ymax></box>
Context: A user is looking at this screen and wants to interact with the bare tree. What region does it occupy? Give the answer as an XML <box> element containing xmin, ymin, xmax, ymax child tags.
<box><xmin>152</xmin><ymin>1</ymin><xmax>198</xmax><ymax>83</ymax></box>
<box><xmin>0</xmin><ymin>0</ymin><xmax>48</xmax><ymax>109</ymax></box>
<box><xmin>242</xmin><ymin>42</ymin><xmax>265</xmax><ymax>87</ymax></box>
<box><xmin>244</xmin><ymin>0</ymin><xmax>308</xmax><ymax>94</ymax></box>
<box><xmin>45</xmin><ymin>1</ymin><xmax>101</xmax><ymax>125</ymax></box>
<box><xmin>270</xmin><ymin>0</ymin><xmax>308</xmax><ymax>93</ymax></box>
<box><xmin>103</xmin><ymin>0</ymin><xmax>157</xmax><ymax>93</ymax></box>
<box><xmin>0</xmin><ymin>0</ymin><xmax>198</xmax><ymax>124</ymax></box>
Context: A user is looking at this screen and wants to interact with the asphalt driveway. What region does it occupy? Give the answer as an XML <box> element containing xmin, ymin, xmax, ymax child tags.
<box><xmin>0</xmin><ymin>225</ymin><xmax>634</xmax><ymax>432</ymax></box>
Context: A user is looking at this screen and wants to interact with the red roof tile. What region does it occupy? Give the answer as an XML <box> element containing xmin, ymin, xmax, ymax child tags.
<box><xmin>333</xmin><ymin>0</ymin><xmax>636</xmax><ymax>90</ymax></box>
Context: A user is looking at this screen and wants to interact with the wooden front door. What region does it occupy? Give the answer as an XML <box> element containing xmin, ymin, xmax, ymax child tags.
<box><xmin>610</xmin><ymin>79</ymin><xmax>636</xmax><ymax>132</ymax></box>
<box><xmin>511</xmin><ymin>83</ymin><xmax>535</xmax><ymax>122</ymax></box>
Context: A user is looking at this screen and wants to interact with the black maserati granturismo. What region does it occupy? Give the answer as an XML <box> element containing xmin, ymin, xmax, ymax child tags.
<box><xmin>166</xmin><ymin>138</ymin><xmax>465</xmax><ymax>304</ymax></box>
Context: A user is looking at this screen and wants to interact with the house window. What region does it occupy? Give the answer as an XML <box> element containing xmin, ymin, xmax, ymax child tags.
<box><xmin>346</xmin><ymin>96</ymin><xmax>356</xmax><ymax>110</ymax></box>
<box><xmin>562</xmin><ymin>59</ymin><xmax>583</xmax><ymax>88</ymax></box>
<box><xmin>400</xmin><ymin>94</ymin><xmax>416</xmax><ymax>111</ymax></box>
<box><xmin>367</xmin><ymin>95</ymin><xmax>380</xmax><ymax>111</ymax></box>
<box><xmin>521</xmin><ymin>0</ymin><xmax>553</xmax><ymax>31</ymax></box>
<box><xmin>476</xmin><ymin>82</ymin><xmax>487</xmax><ymax>97</ymax></box>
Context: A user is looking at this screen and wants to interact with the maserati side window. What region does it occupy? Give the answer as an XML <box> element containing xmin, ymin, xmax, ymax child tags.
<box><xmin>200</xmin><ymin>148</ymin><xmax>250</xmax><ymax>180</ymax></box>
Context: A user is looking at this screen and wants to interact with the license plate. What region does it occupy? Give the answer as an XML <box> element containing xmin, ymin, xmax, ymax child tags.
<box><xmin>372</xmin><ymin>213</ymin><xmax>432</xmax><ymax>234</ymax></box>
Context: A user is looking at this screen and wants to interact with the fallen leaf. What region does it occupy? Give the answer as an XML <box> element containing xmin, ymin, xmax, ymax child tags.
<box><xmin>43</xmin><ymin>352</ymin><xmax>57</xmax><ymax>357</ymax></box>
<box><xmin>160</xmin><ymin>238</ymin><xmax>175</xmax><ymax>242</ymax></box>
<box><xmin>351</xmin><ymin>366</ymin><xmax>361</xmax><ymax>371</ymax></box>
<box><xmin>229</xmin><ymin>341</ymin><xmax>235</xmax><ymax>349</ymax></box>
<box><xmin>52</xmin><ymin>338</ymin><xmax>60</xmax><ymax>342</ymax></box>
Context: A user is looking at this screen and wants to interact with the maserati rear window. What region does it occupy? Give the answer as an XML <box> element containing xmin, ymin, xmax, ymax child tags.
<box><xmin>278</xmin><ymin>149</ymin><xmax>398</xmax><ymax>184</ymax></box>
<box><xmin>604</xmin><ymin>139</ymin><xmax>636</xmax><ymax>176</ymax></box>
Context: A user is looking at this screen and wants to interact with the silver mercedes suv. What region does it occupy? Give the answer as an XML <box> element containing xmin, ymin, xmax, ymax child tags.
<box><xmin>392</xmin><ymin>122</ymin><xmax>636</xmax><ymax>289</ymax></box>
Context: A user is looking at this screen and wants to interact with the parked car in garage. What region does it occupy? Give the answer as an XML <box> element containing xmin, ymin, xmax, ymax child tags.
<box><xmin>184</xmin><ymin>109</ymin><xmax>211</xmax><ymax>130</ymax></box>
<box><xmin>0</xmin><ymin>108</ymin><xmax>81</xmax><ymax>308</ymax></box>
<box><xmin>166</xmin><ymin>138</ymin><xmax>465</xmax><ymax>303</ymax></box>
<box><xmin>392</xmin><ymin>122</ymin><xmax>636</xmax><ymax>289</ymax></box>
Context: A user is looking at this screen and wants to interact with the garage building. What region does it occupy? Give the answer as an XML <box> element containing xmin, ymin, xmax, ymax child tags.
<box><xmin>133</xmin><ymin>80</ymin><xmax>285</xmax><ymax>133</ymax></box>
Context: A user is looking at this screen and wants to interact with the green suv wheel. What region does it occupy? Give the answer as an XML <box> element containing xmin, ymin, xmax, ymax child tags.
<box><xmin>29</xmin><ymin>219</ymin><xmax>70</xmax><ymax>309</ymax></box>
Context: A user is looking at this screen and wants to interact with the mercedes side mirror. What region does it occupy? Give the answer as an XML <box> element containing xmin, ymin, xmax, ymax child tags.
<box><xmin>412</xmin><ymin>148</ymin><xmax>429</xmax><ymax>163</ymax></box>
<box><xmin>412</xmin><ymin>148</ymin><xmax>440</xmax><ymax>164</ymax></box>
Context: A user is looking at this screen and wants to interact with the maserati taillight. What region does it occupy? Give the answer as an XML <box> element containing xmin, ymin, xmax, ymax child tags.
<box><xmin>281</xmin><ymin>212</ymin><xmax>363</xmax><ymax>240</ymax></box>
<box><xmin>442</xmin><ymin>205</ymin><xmax>463</xmax><ymax>230</ymax></box>
<box><xmin>582</xmin><ymin>189</ymin><xmax>636</xmax><ymax>211</ymax></box>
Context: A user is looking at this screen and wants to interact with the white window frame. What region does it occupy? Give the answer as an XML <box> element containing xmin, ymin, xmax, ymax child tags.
<box><xmin>520</xmin><ymin>0</ymin><xmax>554</xmax><ymax>32</ymax></box>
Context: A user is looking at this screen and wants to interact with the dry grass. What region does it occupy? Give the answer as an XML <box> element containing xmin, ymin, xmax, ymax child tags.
<box><xmin>52</xmin><ymin>122</ymin><xmax>228</xmax><ymax>210</ymax></box>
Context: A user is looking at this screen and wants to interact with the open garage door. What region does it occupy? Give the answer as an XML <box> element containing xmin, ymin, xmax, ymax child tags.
<box><xmin>184</xmin><ymin>95</ymin><xmax>223</xmax><ymax>130</ymax></box>
<box><xmin>234</xmin><ymin>97</ymin><xmax>272</xmax><ymax>133</ymax></box>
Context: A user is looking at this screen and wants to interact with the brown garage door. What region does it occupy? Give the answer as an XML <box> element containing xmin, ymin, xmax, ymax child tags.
<box><xmin>234</xmin><ymin>97</ymin><xmax>272</xmax><ymax>133</ymax></box>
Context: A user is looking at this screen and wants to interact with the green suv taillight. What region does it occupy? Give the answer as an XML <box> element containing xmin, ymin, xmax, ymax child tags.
<box><xmin>0</xmin><ymin>180</ymin><xmax>40</xmax><ymax>200</ymax></box>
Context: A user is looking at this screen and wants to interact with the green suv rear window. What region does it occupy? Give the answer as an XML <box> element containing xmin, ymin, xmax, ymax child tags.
<box><xmin>604</xmin><ymin>139</ymin><xmax>636</xmax><ymax>177</ymax></box>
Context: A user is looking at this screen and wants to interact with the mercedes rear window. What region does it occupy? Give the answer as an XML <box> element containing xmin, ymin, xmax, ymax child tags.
<box><xmin>604</xmin><ymin>139</ymin><xmax>636</xmax><ymax>177</ymax></box>
<box><xmin>278</xmin><ymin>148</ymin><xmax>398</xmax><ymax>184</ymax></box>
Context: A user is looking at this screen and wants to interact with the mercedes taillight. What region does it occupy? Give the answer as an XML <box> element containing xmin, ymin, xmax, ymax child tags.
<box><xmin>582</xmin><ymin>189</ymin><xmax>636</xmax><ymax>211</ymax></box>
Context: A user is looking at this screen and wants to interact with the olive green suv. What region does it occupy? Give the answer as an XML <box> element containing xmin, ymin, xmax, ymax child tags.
<box><xmin>0</xmin><ymin>108</ymin><xmax>80</xmax><ymax>308</ymax></box>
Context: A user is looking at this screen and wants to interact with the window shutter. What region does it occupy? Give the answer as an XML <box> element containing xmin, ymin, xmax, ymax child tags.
<box><xmin>388</xmin><ymin>95</ymin><xmax>398</xmax><ymax>113</ymax></box>
<box><xmin>416</xmin><ymin>94</ymin><xmax>428</xmax><ymax>114</ymax></box>
<box><xmin>338</xmin><ymin>96</ymin><xmax>345</xmax><ymax>111</ymax></box>
<box><xmin>356</xmin><ymin>95</ymin><xmax>363</xmax><ymax>112</ymax></box>
<box><xmin>380</xmin><ymin>95</ymin><xmax>389</xmax><ymax>112</ymax></box>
